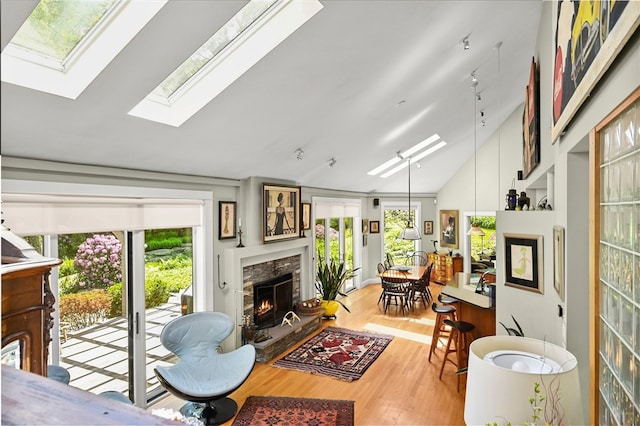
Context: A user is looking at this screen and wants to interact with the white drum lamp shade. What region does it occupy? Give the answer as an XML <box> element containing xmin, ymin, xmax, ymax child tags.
<box><xmin>464</xmin><ymin>336</ymin><xmax>583</xmax><ymax>426</ymax></box>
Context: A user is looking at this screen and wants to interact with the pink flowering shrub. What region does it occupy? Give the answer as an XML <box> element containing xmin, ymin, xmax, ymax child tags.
<box><xmin>74</xmin><ymin>234</ymin><xmax>123</xmax><ymax>289</ymax></box>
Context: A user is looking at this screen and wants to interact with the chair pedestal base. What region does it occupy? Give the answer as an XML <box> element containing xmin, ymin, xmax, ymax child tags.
<box><xmin>180</xmin><ymin>398</ymin><xmax>238</xmax><ymax>426</ymax></box>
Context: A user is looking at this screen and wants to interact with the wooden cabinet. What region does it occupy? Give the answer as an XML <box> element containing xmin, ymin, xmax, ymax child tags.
<box><xmin>427</xmin><ymin>252</ymin><xmax>463</xmax><ymax>284</ymax></box>
<box><xmin>1</xmin><ymin>227</ymin><xmax>61</xmax><ymax>377</ymax></box>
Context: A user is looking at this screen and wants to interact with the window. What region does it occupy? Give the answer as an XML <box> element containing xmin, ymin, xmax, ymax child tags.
<box><xmin>1</xmin><ymin>0</ymin><xmax>167</xmax><ymax>99</ymax></box>
<box><xmin>129</xmin><ymin>0</ymin><xmax>323</xmax><ymax>126</ymax></box>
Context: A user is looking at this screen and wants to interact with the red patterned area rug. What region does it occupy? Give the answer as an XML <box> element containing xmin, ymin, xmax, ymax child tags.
<box><xmin>232</xmin><ymin>396</ymin><xmax>354</xmax><ymax>426</ymax></box>
<box><xmin>272</xmin><ymin>326</ymin><xmax>393</xmax><ymax>381</ymax></box>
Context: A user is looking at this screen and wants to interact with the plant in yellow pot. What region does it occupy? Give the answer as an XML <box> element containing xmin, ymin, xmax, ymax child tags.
<box><xmin>315</xmin><ymin>255</ymin><xmax>360</xmax><ymax>318</ymax></box>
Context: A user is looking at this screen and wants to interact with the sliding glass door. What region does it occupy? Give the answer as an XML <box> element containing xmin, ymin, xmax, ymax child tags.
<box><xmin>313</xmin><ymin>198</ymin><xmax>361</xmax><ymax>292</ymax></box>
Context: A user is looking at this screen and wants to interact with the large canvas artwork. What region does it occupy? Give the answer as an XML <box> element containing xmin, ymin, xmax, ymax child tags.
<box><xmin>552</xmin><ymin>1</ymin><xmax>640</xmax><ymax>141</ymax></box>
<box><xmin>523</xmin><ymin>57</ymin><xmax>540</xmax><ymax>179</ymax></box>
<box><xmin>263</xmin><ymin>184</ymin><xmax>300</xmax><ymax>243</ymax></box>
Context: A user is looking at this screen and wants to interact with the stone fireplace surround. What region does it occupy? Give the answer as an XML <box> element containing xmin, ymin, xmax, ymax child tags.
<box><xmin>221</xmin><ymin>238</ymin><xmax>313</xmax><ymax>353</ymax></box>
<box><xmin>242</xmin><ymin>256</ymin><xmax>301</xmax><ymax>326</ymax></box>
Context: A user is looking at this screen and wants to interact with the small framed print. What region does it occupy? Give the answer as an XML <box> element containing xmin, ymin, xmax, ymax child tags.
<box><xmin>553</xmin><ymin>226</ymin><xmax>565</xmax><ymax>301</ymax></box>
<box><xmin>219</xmin><ymin>201</ymin><xmax>237</xmax><ymax>240</ymax></box>
<box><xmin>362</xmin><ymin>219</ymin><xmax>369</xmax><ymax>234</ymax></box>
<box><xmin>370</xmin><ymin>220</ymin><xmax>380</xmax><ymax>234</ymax></box>
<box><xmin>424</xmin><ymin>220</ymin><xmax>433</xmax><ymax>235</ymax></box>
<box><xmin>504</xmin><ymin>233</ymin><xmax>543</xmax><ymax>294</ymax></box>
<box><xmin>302</xmin><ymin>203</ymin><xmax>311</xmax><ymax>230</ymax></box>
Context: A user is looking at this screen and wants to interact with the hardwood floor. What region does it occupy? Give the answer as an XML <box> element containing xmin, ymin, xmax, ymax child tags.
<box><xmin>148</xmin><ymin>282</ymin><xmax>467</xmax><ymax>425</ymax></box>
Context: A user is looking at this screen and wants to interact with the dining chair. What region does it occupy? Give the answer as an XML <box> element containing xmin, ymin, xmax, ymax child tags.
<box><xmin>408</xmin><ymin>263</ymin><xmax>433</xmax><ymax>309</ymax></box>
<box><xmin>381</xmin><ymin>273</ymin><xmax>411</xmax><ymax>315</ymax></box>
<box><xmin>405</xmin><ymin>251</ymin><xmax>428</xmax><ymax>266</ymax></box>
<box><xmin>377</xmin><ymin>263</ymin><xmax>387</xmax><ymax>306</ymax></box>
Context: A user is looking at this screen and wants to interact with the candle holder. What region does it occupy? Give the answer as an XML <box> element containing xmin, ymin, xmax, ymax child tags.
<box><xmin>237</xmin><ymin>226</ymin><xmax>245</xmax><ymax>248</ymax></box>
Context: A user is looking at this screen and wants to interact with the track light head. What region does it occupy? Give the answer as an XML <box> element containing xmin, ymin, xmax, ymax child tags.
<box><xmin>328</xmin><ymin>158</ymin><xmax>337</xmax><ymax>168</ymax></box>
<box><xmin>471</xmin><ymin>72</ymin><xmax>477</xmax><ymax>83</ymax></box>
<box><xmin>295</xmin><ymin>148</ymin><xmax>304</xmax><ymax>160</ymax></box>
<box><xmin>463</xmin><ymin>37</ymin><xmax>470</xmax><ymax>50</ymax></box>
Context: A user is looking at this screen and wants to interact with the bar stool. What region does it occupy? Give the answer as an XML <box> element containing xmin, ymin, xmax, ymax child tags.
<box><xmin>428</xmin><ymin>302</ymin><xmax>457</xmax><ymax>362</ymax></box>
<box><xmin>439</xmin><ymin>319</ymin><xmax>475</xmax><ymax>392</ymax></box>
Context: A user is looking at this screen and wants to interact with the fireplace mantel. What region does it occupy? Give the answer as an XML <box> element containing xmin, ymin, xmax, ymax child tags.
<box><xmin>219</xmin><ymin>238</ymin><xmax>313</xmax><ymax>351</ymax></box>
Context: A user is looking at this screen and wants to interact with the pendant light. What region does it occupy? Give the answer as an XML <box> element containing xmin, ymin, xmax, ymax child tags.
<box><xmin>401</xmin><ymin>157</ymin><xmax>420</xmax><ymax>240</ymax></box>
<box><xmin>468</xmin><ymin>81</ymin><xmax>485</xmax><ymax>238</ymax></box>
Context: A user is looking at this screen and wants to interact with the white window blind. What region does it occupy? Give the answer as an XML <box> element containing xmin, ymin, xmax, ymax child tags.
<box><xmin>1</xmin><ymin>183</ymin><xmax>207</xmax><ymax>236</ymax></box>
<box><xmin>313</xmin><ymin>198</ymin><xmax>360</xmax><ymax>219</ymax></box>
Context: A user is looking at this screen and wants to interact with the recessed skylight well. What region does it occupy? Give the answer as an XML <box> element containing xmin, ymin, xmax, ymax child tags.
<box><xmin>368</xmin><ymin>133</ymin><xmax>446</xmax><ymax>178</ymax></box>
<box><xmin>129</xmin><ymin>0</ymin><xmax>324</xmax><ymax>127</ymax></box>
<box><xmin>1</xmin><ymin>0</ymin><xmax>168</xmax><ymax>99</ymax></box>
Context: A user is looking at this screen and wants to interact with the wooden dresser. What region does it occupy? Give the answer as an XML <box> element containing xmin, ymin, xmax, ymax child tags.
<box><xmin>1</xmin><ymin>227</ymin><xmax>61</xmax><ymax>377</ymax></box>
<box><xmin>427</xmin><ymin>252</ymin><xmax>463</xmax><ymax>284</ymax></box>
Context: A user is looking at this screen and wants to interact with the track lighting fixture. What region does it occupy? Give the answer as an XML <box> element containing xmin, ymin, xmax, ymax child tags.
<box><xmin>471</xmin><ymin>72</ymin><xmax>477</xmax><ymax>83</ymax></box>
<box><xmin>463</xmin><ymin>37</ymin><xmax>470</xmax><ymax>51</ymax></box>
<box><xmin>481</xmin><ymin>120</ymin><xmax>486</xmax><ymax>127</ymax></box>
<box><xmin>480</xmin><ymin>110</ymin><xmax>485</xmax><ymax>117</ymax></box>
<box><xmin>295</xmin><ymin>148</ymin><xmax>304</xmax><ymax>160</ymax></box>
<box><xmin>477</xmin><ymin>93</ymin><xmax>481</xmax><ymax>101</ymax></box>
<box><xmin>328</xmin><ymin>158</ymin><xmax>336</xmax><ymax>168</ymax></box>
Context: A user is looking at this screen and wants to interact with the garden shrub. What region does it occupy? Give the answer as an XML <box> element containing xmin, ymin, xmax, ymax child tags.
<box><xmin>107</xmin><ymin>283</ymin><xmax>123</xmax><ymax>318</ymax></box>
<box><xmin>145</xmin><ymin>237</ymin><xmax>184</xmax><ymax>251</ymax></box>
<box><xmin>59</xmin><ymin>289</ymin><xmax>112</xmax><ymax>331</ymax></box>
<box><xmin>145</xmin><ymin>277</ymin><xmax>172</xmax><ymax>308</ymax></box>
<box><xmin>74</xmin><ymin>234</ymin><xmax>122</xmax><ymax>289</ymax></box>
<box><xmin>58</xmin><ymin>258</ymin><xmax>76</xmax><ymax>277</ymax></box>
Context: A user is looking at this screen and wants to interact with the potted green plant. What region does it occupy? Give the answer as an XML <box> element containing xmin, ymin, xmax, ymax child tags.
<box><xmin>315</xmin><ymin>256</ymin><xmax>360</xmax><ymax>317</ymax></box>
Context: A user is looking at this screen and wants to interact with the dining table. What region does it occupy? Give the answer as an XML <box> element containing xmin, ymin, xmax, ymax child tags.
<box><xmin>377</xmin><ymin>264</ymin><xmax>427</xmax><ymax>282</ymax></box>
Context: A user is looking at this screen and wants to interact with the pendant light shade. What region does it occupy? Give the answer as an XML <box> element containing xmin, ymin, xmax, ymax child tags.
<box><xmin>402</xmin><ymin>157</ymin><xmax>420</xmax><ymax>240</ymax></box>
<box><xmin>468</xmin><ymin>225</ymin><xmax>485</xmax><ymax>236</ymax></box>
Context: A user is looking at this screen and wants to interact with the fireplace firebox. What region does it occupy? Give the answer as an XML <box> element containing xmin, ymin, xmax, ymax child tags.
<box><xmin>253</xmin><ymin>273</ymin><xmax>293</xmax><ymax>329</ymax></box>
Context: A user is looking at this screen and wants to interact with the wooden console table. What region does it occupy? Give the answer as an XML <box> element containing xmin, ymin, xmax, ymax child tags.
<box><xmin>427</xmin><ymin>252</ymin><xmax>463</xmax><ymax>284</ymax></box>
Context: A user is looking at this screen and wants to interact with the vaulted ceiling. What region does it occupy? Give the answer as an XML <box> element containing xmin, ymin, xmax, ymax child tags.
<box><xmin>1</xmin><ymin>0</ymin><xmax>543</xmax><ymax>194</ymax></box>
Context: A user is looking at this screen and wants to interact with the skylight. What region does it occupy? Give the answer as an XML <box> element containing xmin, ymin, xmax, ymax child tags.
<box><xmin>1</xmin><ymin>0</ymin><xmax>167</xmax><ymax>99</ymax></box>
<box><xmin>152</xmin><ymin>0</ymin><xmax>278</xmax><ymax>100</ymax></box>
<box><xmin>128</xmin><ymin>0</ymin><xmax>324</xmax><ymax>127</ymax></box>
<box><xmin>367</xmin><ymin>134</ymin><xmax>446</xmax><ymax>178</ymax></box>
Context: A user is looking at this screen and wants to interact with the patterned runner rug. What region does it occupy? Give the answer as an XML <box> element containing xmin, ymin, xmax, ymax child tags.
<box><xmin>272</xmin><ymin>326</ymin><xmax>393</xmax><ymax>381</ymax></box>
<box><xmin>232</xmin><ymin>396</ymin><xmax>354</xmax><ymax>426</ymax></box>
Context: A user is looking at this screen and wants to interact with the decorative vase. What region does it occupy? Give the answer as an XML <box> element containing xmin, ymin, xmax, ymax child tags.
<box><xmin>321</xmin><ymin>300</ymin><xmax>339</xmax><ymax>318</ymax></box>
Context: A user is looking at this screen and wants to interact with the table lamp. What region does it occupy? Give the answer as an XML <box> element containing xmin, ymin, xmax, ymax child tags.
<box><xmin>464</xmin><ymin>336</ymin><xmax>583</xmax><ymax>425</ymax></box>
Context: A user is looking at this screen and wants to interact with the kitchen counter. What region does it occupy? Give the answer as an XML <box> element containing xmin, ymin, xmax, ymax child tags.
<box><xmin>442</xmin><ymin>272</ymin><xmax>496</xmax><ymax>337</ymax></box>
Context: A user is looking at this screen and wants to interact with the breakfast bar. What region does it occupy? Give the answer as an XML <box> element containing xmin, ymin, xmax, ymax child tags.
<box><xmin>441</xmin><ymin>272</ymin><xmax>496</xmax><ymax>338</ymax></box>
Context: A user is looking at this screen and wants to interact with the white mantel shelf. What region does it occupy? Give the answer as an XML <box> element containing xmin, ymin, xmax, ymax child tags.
<box><xmin>219</xmin><ymin>238</ymin><xmax>313</xmax><ymax>352</ymax></box>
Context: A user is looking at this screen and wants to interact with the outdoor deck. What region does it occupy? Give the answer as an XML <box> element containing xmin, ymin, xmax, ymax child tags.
<box><xmin>60</xmin><ymin>300</ymin><xmax>181</xmax><ymax>397</ymax></box>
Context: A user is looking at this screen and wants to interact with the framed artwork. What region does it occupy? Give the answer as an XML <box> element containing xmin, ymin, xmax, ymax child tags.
<box><xmin>263</xmin><ymin>184</ymin><xmax>300</xmax><ymax>243</ymax></box>
<box><xmin>523</xmin><ymin>57</ymin><xmax>540</xmax><ymax>179</ymax></box>
<box><xmin>551</xmin><ymin>1</ymin><xmax>640</xmax><ymax>141</ymax></box>
<box><xmin>504</xmin><ymin>233</ymin><xmax>543</xmax><ymax>294</ymax></box>
<box><xmin>553</xmin><ymin>226</ymin><xmax>565</xmax><ymax>301</ymax></box>
<box><xmin>370</xmin><ymin>220</ymin><xmax>380</xmax><ymax>234</ymax></box>
<box><xmin>439</xmin><ymin>210</ymin><xmax>459</xmax><ymax>249</ymax></box>
<box><xmin>362</xmin><ymin>219</ymin><xmax>369</xmax><ymax>234</ymax></box>
<box><xmin>302</xmin><ymin>203</ymin><xmax>311</xmax><ymax>230</ymax></box>
<box><xmin>424</xmin><ymin>220</ymin><xmax>433</xmax><ymax>235</ymax></box>
<box><xmin>218</xmin><ymin>201</ymin><xmax>237</xmax><ymax>240</ymax></box>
